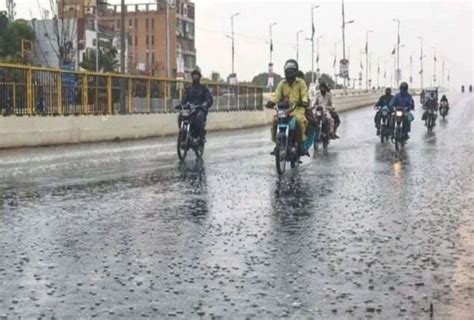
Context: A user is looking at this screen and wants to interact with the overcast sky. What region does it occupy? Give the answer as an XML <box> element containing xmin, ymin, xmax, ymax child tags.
<box><xmin>4</xmin><ymin>0</ymin><xmax>473</xmax><ymax>88</ymax></box>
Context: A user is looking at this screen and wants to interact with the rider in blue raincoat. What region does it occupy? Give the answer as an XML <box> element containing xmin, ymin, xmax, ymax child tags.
<box><xmin>389</xmin><ymin>82</ymin><xmax>415</xmax><ymax>139</ymax></box>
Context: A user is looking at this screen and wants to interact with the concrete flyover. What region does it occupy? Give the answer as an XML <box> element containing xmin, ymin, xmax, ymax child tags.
<box><xmin>0</xmin><ymin>92</ymin><xmax>381</xmax><ymax>149</ymax></box>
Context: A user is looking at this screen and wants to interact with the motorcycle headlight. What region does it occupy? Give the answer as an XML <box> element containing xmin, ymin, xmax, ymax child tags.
<box><xmin>396</xmin><ymin>111</ymin><xmax>404</xmax><ymax>117</ymax></box>
<box><xmin>278</xmin><ymin>110</ymin><xmax>287</xmax><ymax>118</ymax></box>
<box><xmin>382</xmin><ymin>111</ymin><xmax>388</xmax><ymax>116</ymax></box>
<box><xmin>316</xmin><ymin>111</ymin><xmax>322</xmax><ymax>116</ymax></box>
<box><xmin>181</xmin><ymin>110</ymin><xmax>190</xmax><ymax>117</ymax></box>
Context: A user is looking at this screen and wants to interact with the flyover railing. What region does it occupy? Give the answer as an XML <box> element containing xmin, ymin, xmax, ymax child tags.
<box><xmin>0</xmin><ymin>63</ymin><xmax>264</xmax><ymax>116</ymax></box>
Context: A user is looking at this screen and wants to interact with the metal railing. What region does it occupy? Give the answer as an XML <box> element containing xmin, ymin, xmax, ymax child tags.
<box><xmin>0</xmin><ymin>64</ymin><xmax>264</xmax><ymax>116</ymax></box>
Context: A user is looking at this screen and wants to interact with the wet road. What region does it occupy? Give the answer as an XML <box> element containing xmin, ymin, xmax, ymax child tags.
<box><xmin>1</xmin><ymin>93</ymin><xmax>473</xmax><ymax>319</ymax></box>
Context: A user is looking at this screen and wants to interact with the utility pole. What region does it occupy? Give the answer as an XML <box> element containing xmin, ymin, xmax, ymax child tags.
<box><xmin>229</xmin><ymin>12</ymin><xmax>239</xmax><ymax>75</ymax></box>
<box><xmin>393</xmin><ymin>18</ymin><xmax>400</xmax><ymax>86</ymax></box>
<box><xmin>409</xmin><ymin>53</ymin><xmax>413</xmax><ymax>87</ymax></box>
<box><xmin>269</xmin><ymin>22</ymin><xmax>277</xmax><ymax>64</ymax></box>
<box><xmin>166</xmin><ymin>0</ymin><xmax>170</xmax><ymax>78</ymax></box>
<box><xmin>442</xmin><ymin>57</ymin><xmax>445</xmax><ymax>88</ymax></box>
<box><xmin>296</xmin><ymin>30</ymin><xmax>303</xmax><ymax>63</ymax></box>
<box><xmin>317</xmin><ymin>35</ymin><xmax>322</xmax><ymax>81</ymax></box>
<box><xmin>377</xmin><ymin>57</ymin><xmax>380</xmax><ymax>89</ymax></box>
<box><xmin>365</xmin><ymin>30</ymin><xmax>372</xmax><ymax>90</ymax></box>
<box><xmin>311</xmin><ymin>4</ymin><xmax>320</xmax><ymax>84</ymax></box>
<box><xmin>433</xmin><ymin>47</ymin><xmax>437</xmax><ymax>86</ymax></box>
<box><xmin>341</xmin><ymin>0</ymin><xmax>354</xmax><ymax>92</ymax></box>
<box><xmin>119</xmin><ymin>0</ymin><xmax>126</xmax><ymax>113</ymax></box>
<box><xmin>418</xmin><ymin>36</ymin><xmax>423</xmax><ymax>90</ymax></box>
<box><xmin>95</xmin><ymin>0</ymin><xmax>100</xmax><ymax>72</ymax></box>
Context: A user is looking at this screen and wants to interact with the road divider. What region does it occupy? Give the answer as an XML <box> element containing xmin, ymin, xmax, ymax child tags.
<box><xmin>0</xmin><ymin>93</ymin><xmax>380</xmax><ymax>149</ymax></box>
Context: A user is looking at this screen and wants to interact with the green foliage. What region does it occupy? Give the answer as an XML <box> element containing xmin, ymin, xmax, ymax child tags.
<box><xmin>251</xmin><ymin>72</ymin><xmax>283</xmax><ymax>88</ymax></box>
<box><xmin>80</xmin><ymin>43</ymin><xmax>119</xmax><ymax>73</ymax></box>
<box><xmin>0</xmin><ymin>13</ymin><xmax>35</xmax><ymax>62</ymax></box>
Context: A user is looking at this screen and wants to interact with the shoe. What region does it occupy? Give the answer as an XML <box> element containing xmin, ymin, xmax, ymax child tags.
<box><xmin>270</xmin><ymin>148</ymin><xmax>276</xmax><ymax>156</ymax></box>
<box><xmin>376</xmin><ymin>128</ymin><xmax>380</xmax><ymax>136</ymax></box>
<box><xmin>334</xmin><ymin>134</ymin><xmax>340</xmax><ymax>139</ymax></box>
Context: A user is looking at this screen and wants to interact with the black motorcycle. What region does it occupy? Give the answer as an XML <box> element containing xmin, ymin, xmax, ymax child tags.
<box><xmin>375</xmin><ymin>105</ymin><xmax>392</xmax><ymax>143</ymax></box>
<box><xmin>272</xmin><ymin>101</ymin><xmax>301</xmax><ymax>175</ymax></box>
<box><xmin>425</xmin><ymin>108</ymin><xmax>437</xmax><ymax>133</ymax></box>
<box><xmin>393</xmin><ymin>107</ymin><xmax>409</xmax><ymax>151</ymax></box>
<box><xmin>439</xmin><ymin>101</ymin><xmax>449</xmax><ymax>119</ymax></box>
<box><xmin>176</xmin><ymin>103</ymin><xmax>205</xmax><ymax>161</ymax></box>
<box><xmin>313</xmin><ymin>105</ymin><xmax>330</xmax><ymax>151</ymax></box>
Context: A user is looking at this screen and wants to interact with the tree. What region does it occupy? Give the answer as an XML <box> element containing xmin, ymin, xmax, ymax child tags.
<box><xmin>80</xmin><ymin>44</ymin><xmax>119</xmax><ymax>73</ymax></box>
<box><xmin>251</xmin><ymin>72</ymin><xmax>283</xmax><ymax>89</ymax></box>
<box><xmin>0</xmin><ymin>13</ymin><xmax>35</xmax><ymax>62</ymax></box>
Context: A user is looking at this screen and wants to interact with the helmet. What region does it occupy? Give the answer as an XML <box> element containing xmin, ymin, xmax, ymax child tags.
<box><xmin>319</xmin><ymin>82</ymin><xmax>329</xmax><ymax>91</ymax></box>
<box><xmin>284</xmin><ymin>59</ymin><xmax>298</xmax><ymax>79</ymax></box>
<box><xmin>191</xmin><ymin>68</ymin><xmax>202</xmax><ymax>77</ymax></box>
<box><xmin>385</xmin><ymin>87</ymin><xmax>392</xmax><ymax>95</ymax></box>
<box><xmin>399</xmin><ymin>82</ymin><xmax>408</xmax><ymax>92</ymax></box>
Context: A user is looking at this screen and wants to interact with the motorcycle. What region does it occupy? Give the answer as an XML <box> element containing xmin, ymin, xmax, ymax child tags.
<box><xmin>376</xmin><ymin>105</ymin><xmax>392</xmax><ymax>143</ymax></box>
<box><xmin>425</xmin><ymin>108</ymin><xmax>437</xmax><ymax>132</ymax></box>
<box><xmin>176</xmin><ymin>103</ymin><xmax>205</xmax><ymax>161</ymax></box>
<box><xmin>439</xmin><ymin>101</ymin><xmax>449</xmax><ymax>119</ymax></box>
<box><xmin>393</xmin><ymin>107</ymin><xmax>409</xmax><ymax>151</ymax></box>
<box><xmin>312</xmin><ymin>105</ymin><xmax>330</xmax><ymax>151</ymax></box>
<box><xmin>273</xmin><ymin>101</ymin><xmax>301</xmax><ymax>175</ymax></box>
<box><xmin>461</xmin><ymin>85</ymin><xmax>465</xmax><ymax>93</ymax></box>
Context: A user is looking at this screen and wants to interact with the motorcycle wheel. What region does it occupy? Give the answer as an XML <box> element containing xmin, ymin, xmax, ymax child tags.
<box><xmin>177</xmin><ymin>129</ymin><xmax>188</xmax><ymax>161</ymax></box>
<box><xmin>395</xmin><ymin>128</ymin><xmax>402</xmax><ymax>151</ymax></box>
<box><xmin>290</xmin><ymin>151</ymin><xmax>300</xmax><ymax>169</ymax></box>
<box><xmin>275</xmin><ymin>134</ymin><xmax>287</xmax><ymax>175</ymax></box>
<box><xmin>322</xmin><ymin>136</ymin><xmax>329</xmax><ymax>150</ymax></box>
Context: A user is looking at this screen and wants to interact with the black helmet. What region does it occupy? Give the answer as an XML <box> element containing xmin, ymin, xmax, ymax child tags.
<box><xmin>284</xmin><ymin>59</ymin><xmax>298</xmax><ymax>79</ymax></box>
<box><xmin>399</xmin><ymin>82</ymin><xmax>408</xmax><ymax>92</ymax></box>
<box><xmin>385</xmin><ymin>87</ymin><xmax>392</xmax><ymax>95</ymax></box>
<box><xmin>191</xmin><ymin>68</ymin><xmax>202</xmax><ymax>77</ymax></box>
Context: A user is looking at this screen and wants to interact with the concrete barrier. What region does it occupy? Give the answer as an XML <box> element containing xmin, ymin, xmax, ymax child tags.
<box><xmin>0</xmin><ymin>93</ymin><xmax>380</xmax><ymax>149</ymax></box>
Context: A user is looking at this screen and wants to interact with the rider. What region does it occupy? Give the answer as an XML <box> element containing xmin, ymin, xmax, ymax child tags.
<box><xmin>374</xmin><ymin>87</ymin><xmax>394</xmax><ymax>135</ymax></box>
<box><xmin>440</xmin><ymin>94</ymin><xmax>449</xmax><ymax>114</ymax></box>
<box><xmin>266</xmin><ymin>59</ymin><xmax>309</xmax><ymax>155</ymax></box>
<box><xmin>389</xmin><ymin>82</ymin><xmax>415</xmax><ymax>139</ymax></box>
<box><xmin>312</xmin><ymin>82</ymin><xmax>339</xmax><ymax>139</ymax></box>
<box><xmin>470</xmin><ymin>84</ymin><xmax>473</xmax><ymax>93</ymax></box>
<box><xmin>178</xmin><ymin>69</ymin><xmax>213</xmax><ymax>144</ymax></box>
<box><xmin>422</xmin><ymin>91</ymin><xmax>438</xmax><ymax>123</ymax></box>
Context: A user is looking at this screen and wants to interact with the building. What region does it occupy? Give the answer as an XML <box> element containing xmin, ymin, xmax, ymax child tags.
<box><xmin>57</xmin><ymin>0</ymin><xmax>196</xmax><ymax>79</ymax></box>
<box><xmin>176</xmin><ymin>0</ymin><xmax>196</xmax><ymax>79</ymax></box>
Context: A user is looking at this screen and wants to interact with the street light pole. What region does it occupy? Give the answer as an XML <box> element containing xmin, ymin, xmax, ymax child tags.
<box><xmin>311</xmin><ymin>4</ymin><xmax>320</xmax><ymax>84</ymax></box>
<box><xmin>433</xmin><ymin>47</ymin><xmax>436</xmax><ymax>86</ymax></box>
<box><xmin>269</xmin><ymin>22</ymin><xmax>277</xmax><ymax>64</ymax></box>
<box><xmin>166</xmin><ymin>0</ymin><xmax>170</xmax><ymax>78</ymax></box>
<box><xmin>418</xmin><ymin>36</ymin><xmax>423</xmax><ymax>90</ymax></box>
<box><xmin>296</xmin><ymin>30</ymin><xmax>303</xmax><ymax>63</ymax></box>
<box><xmin>393</xmin><ymin>18</ymin><xmax>400</xmax><ymax>86</ymax></box>
<box><xmin>230</xmin><ymin>12</ymin><xmax>239</xmax><ymax>75</ymax></box>
<box><xmin>442</xmin><ymin>57</ymin><xmax>445</xmax><ymax>88</ymax></box>
<box><xmin>341</xmin><ymin>0</ymin><xmax>354</xmax><ymax>92</ymax></box>
<box><xmin>317</xmin><ymin>35</ymin><xmax>322</xmax><ymax>81</ymax></box>
<box><xmin>365</xmin><ymin>30</ymin><xmax>372</xmax><ymax>90</ymax></box>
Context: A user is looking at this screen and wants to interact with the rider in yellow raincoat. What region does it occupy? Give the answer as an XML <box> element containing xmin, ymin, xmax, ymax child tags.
<box><xmin>266</xmin><ymin>59</ymin><xmax>309</xmax><ymax>150</ymax></box>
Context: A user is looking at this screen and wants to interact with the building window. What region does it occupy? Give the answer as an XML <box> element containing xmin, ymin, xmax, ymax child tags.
<box><xmin>129</xmin><ymin>19</ymin><xmax>132</xmax><ymax>27</ymax></box>
<box><xmin>145</xmin><ymin>18</ymin><xmax>148</xmax><ymax>30</ymax></box>
<box><xmin>135</xmin><ymin>36</ymin><xmax>138</xmax><ymax>46</ymax></box>
<box><xmin>135</xmin><ymin>18</ymin><xmax>138</xmax><ymax>29</ymax></box>
<box><xmin>146</xmin><ymin>36</ymin><xmax>149</xmax><ymax>46</ymax></box>
<box><xmin>151</xmin><ymin>35</ymin><xmax>154</xmax><ymax>46</ymax></box>
<box><xmin>151</xmin><ymin>18</ymin><xmax>154</xmax><ymax>30</ymax></box>
<box><xmin>151</xmin><ymin>52</ymin><xmax>155</xmax><ymax>65</ymax></box>
<box><xmin>116</xmin><ymin>19</ymin><xmax>120</xmax><ymax>29</ymax></box>
<box><xmin>128</xmin><ymin>35</ymin><xmax>132</xmax><ymax>46</ymax></box>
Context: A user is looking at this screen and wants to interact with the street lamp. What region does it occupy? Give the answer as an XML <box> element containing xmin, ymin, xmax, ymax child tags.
<box><xmin>230</xmin><ymin>12</ymin><xmax>240</xmax><ymax>75</ymax></box>
<box><xmin>310</xmin><ymin>4</ymin><xmax>320</xmax><ymax>83</ymax></box>
<box><xmin>365</xmin><ymin>30</ymin><xmax>373</xmax><ymax>90</ymax></box>
<box><xmin>393</xmin><ymin>18</ymin><xmax>401</xmax><ymax>85</ymax></box>
<box><xmin>341</xmin><ymin>0</ymin><xmax>354</xmax><ymax>90</ymax></box>
<box><xmin>296</xmin><ymin>29</ymin><xmax>303</xmax><ymax>63</ymax></box>
<box><xmin>417</xmin><ymin>36</ymin><xmax>424</xmax><ymax>90</ymax></box>
<box><xmin>432</xmin><ymin>46</ymin><xmax>436</xmax><ymax>85</ymax></box>
<box><xmin>269</xmin><ymin>22</ymin><xmax>277</xmax><ymax>64</ymax></box>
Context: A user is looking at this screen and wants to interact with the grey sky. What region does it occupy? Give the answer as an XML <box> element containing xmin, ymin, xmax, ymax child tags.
<box><xmin>4</xmin><ymin>0</ymin><xmax>473</xmax><ymax>88</ymax></box>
